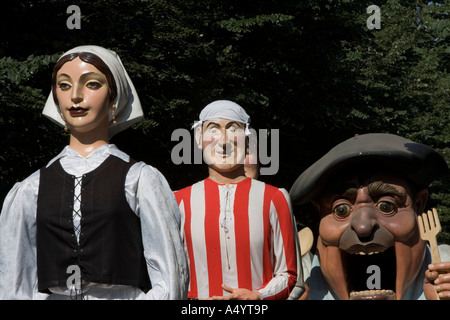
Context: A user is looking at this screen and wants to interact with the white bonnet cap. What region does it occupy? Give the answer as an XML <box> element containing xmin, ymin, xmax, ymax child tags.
<box><xmin>42</xmin><ymin>45</ymin><xmax>144</xmax><ymax>137</ymax></box>
<box><xmin>192</xmin><ymin>100</ymin><xmax>251</xmax><ymax>135</ymax></box>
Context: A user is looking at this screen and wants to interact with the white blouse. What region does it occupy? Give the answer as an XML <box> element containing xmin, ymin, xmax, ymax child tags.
<box><xmin>0</xmin><ymin>144</ymin><xmax>189</xmax><ymax>300</ymax></box>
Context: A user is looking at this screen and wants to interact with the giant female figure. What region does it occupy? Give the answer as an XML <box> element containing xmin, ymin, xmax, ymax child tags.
<box><xmin>0</xmin><ymin>45</ymin><xmax>189</xmax><ymax>299</ymax></box>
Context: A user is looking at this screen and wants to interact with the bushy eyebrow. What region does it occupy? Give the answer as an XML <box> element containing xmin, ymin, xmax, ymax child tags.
<box><xmin>341</xmin><ymin>187</ymin><xmax>357</xmax><ymax>198</ymax></box>
<box><xmin>367</xmin><ymin>181</ymin><xmax>403</xmax><ymax>197</ymax></box>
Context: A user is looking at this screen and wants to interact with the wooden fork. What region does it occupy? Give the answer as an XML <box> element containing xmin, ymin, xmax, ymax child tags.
<box><xmin>417</xmin><ymin>208</ymin><xmax>442</xmax><ymax>299</ymax></box>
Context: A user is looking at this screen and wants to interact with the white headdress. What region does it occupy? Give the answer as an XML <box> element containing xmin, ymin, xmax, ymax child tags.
<box><xmin>42</xmin><ymin>45</ymin><xmax>144</xmax><ymax>137</ymax></box>
<box><xmin>191</xmin><ymin>100</ymin><xmax>251</xmax><ymax>135</ymax></box>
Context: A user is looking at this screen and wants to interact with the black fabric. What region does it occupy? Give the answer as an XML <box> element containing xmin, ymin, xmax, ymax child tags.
<box><xmin>36</xmin><ymin>155</ymin><xmax>151</xmax><ymax>294</ymax></box>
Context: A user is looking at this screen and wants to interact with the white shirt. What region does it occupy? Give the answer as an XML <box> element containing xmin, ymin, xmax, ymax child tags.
<box><xmin>0</xmin><ymin>144</ymin><xmax>189</xmax><ymax>300</ymax></box>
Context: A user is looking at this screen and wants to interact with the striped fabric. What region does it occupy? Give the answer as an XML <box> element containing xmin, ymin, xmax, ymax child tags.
<box><xmin>175</xmin><ymin>177</ymin><xmax>297</xmax><ymax>300</ymax></box>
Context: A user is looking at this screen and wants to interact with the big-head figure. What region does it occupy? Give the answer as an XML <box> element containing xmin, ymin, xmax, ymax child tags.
<box><xmin>290</xmin><ymin>133</ymin><xmax>450</xmax><ymax>300</ymax></box>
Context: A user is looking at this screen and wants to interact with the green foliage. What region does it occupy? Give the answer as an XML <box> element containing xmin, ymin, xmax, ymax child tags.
<box><xmin>0</xmin><ymin>0</ymin><xmax>449</xmax><ymax>242</ymax></box>
<box><xmin>219</xmin><ymin>13</ymin><xmax>295</xmax><ymax>35</ymax></box>
<box><xmin>0</xmin><ymin>52</ymin><xmax>65</xmax><ymax>198</ymax></box>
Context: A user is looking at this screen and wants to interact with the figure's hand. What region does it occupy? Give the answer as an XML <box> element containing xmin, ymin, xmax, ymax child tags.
<box><xmin>299</xmin><ymin>283</ymin><xmax>310</xmax><ymax>300</ymax></box>
<box><xmin>209</xmin><ymin>284</ymin><xmax>262</xmax><ymax>300</ymax></box>
<box><xmin>424</xmin><ymin>262</ymin><xmax>450</xmax><ymax>300</ymax></box>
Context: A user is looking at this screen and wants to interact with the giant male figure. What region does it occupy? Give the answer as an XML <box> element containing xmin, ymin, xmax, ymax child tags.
<box><xmin>290</xmin><ymin>133</ymin><xmax>450</xmax><ymax>300</ymax></box>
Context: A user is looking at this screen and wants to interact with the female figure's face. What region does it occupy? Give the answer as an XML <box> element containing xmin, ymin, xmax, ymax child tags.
<box><xmin>56</xmin><ymin>57</ymin><xmax>111</xmax><ymax>134</ymax></box>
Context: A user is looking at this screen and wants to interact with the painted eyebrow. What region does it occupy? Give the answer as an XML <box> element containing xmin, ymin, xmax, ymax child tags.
<box><xmin>205</xmin><ymin>122</ymin><xmax>220</xmax><ymax>129</ymax></box>
<box><xmin>56</xmin><ymin>73</ymin><xmax>71</xmax><ymax>81</ymax></box>
<box><xmin>56</xmin><ymin>72</ymin><xmax>106</xmax><ymax>83</ymax></box>
<box><xmin>225</xmin><ymin>121</ymin><xmax>244</xmax><ymax>129</ymax></box>
<box><xmin>204</xmin><ymin>121</ymin><xmax>244</xmax><ymax>129</ymax></box>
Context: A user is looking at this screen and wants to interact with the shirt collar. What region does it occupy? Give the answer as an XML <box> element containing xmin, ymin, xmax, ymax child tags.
<box><xmin>46</xmin><ymin>144</ymin><xmax>130</xmax><ymax>168</ymax></box>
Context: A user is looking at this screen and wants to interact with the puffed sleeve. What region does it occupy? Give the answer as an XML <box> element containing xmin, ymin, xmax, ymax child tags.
<box><xmin>132</xmin><ymin>162</ymin><xmax>189</xmax><ymax>299</ymax></box>
<box><xmin>0</xmin><ymin>170</ymin><xmax>48</xmax><ymax>299</ymax></box>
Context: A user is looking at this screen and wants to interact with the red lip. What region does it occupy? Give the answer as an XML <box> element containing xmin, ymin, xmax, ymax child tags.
<box><xmin>69</xmin><ymin>106</ymin><xmax>88</xmax><ymax>115</ymax></box>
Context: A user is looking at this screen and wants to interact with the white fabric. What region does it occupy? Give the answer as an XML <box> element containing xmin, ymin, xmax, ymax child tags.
<box><xmin>72</xmin><ymin>176</ymin><xmax>82</xmax><ymax>243</ymax></box>
<box><xmin>0</xmin><ymin>144</ymin><xmax>189</xmax><ymax>300</ymax></box>
<box><xmin>42</xmin><ymin>45</ymin><xmax>144</xmax><ymax>137</ymax></box>
<box><xmin>191</xmin><ymin>100</ymin><xmax>251</xmax><ymax>135</ymax></box>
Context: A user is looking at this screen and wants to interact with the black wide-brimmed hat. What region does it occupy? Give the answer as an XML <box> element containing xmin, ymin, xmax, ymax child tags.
<box><xmin>290</xmin><ymin>133</ymin><xmax>449</xmax><ymax>205</ymax></box>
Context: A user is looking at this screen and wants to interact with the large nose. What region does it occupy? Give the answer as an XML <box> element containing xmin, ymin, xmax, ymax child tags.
<box><xmin>350</xmin><ymin>207</ymin><xmax>379</xmax><ymax>240</ymax></box>
<box><xmin>218</xmin><ymin>129</ymin><xmax>233</xmax><ymax>149</ymax></box>
<box><xmin>218</xmin><ymin>130</ymin><xmax>227</xmax><ymax>144</ymax></box>
<box><xmin>71</xmin><ymin>83</ymin><xmax>83</xmax><ymax>104</ymax></box>
<box><xmin>350</xmin><ymin>187</ymin><xmax>379</xmax><ymax>240</ymax></box>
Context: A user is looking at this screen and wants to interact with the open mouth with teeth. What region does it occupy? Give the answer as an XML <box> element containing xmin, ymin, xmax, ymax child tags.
<box><xmin>343</xmin><ymin>246</ymin><xmax>396</xmax><ymax>300</ymax></box>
